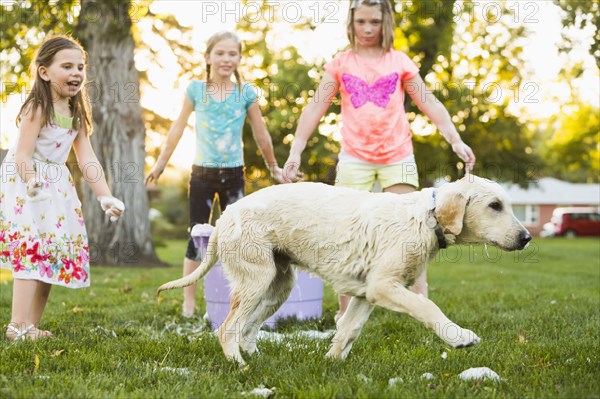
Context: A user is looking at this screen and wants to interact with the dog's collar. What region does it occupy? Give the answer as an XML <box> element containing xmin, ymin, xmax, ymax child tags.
<box><xmin>431</xmin><ymin>190</ymin><xmax>448</xmax><ymax>249</ymax></box>
<box><xmin>434</xmin><ymin>224</ymin><xmax>447</xmax><ymax>249</ymax></box>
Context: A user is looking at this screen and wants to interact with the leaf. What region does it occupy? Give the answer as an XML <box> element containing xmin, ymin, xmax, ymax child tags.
<box><xmin>51</xmin><ymin>349</ymin><xmax>65</xmax><ymax>357</ymax></box>
<box><xmin>33</xmin><ymin>354</ymin><xmax>40</xmax><ymax>373</ymax></box>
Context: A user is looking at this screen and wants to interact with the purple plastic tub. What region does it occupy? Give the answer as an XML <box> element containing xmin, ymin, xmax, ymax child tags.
<box><xmin>191</xmin><ymin>224</ymin><xmax>323</xmax><ymax>330</ymax></box>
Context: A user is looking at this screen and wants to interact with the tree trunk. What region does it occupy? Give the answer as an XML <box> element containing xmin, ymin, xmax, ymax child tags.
<box><xmin>77</xmin><ymin>0</ymin><xmax>161</xmax><ymax>266</ymax></box>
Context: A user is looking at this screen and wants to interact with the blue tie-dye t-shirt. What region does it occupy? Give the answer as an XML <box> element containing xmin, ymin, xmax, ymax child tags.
<box><xmin>186</xmin><ymin>80</ymin><xmax>258</xmax><ymax>168</ymax></box>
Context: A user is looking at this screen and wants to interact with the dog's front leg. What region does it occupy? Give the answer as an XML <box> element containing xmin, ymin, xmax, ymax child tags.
<box><xmin>366</xmin><ymin>282</ymin><xmax>480</xmax><ymax>348</ymax></box>
<box><xmin>326</xmin><ymin>297</ymin><xmax>374</xmax><ymax>360</ymax></box>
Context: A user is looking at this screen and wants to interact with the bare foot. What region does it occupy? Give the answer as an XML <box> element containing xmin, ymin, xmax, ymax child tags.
<box><xmin>35</xmin><ymin>329</ymin><xmax>54</xmax><ymax>339</ymax></box>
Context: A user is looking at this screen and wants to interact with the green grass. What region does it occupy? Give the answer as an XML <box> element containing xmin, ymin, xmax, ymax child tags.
<box><xmin>1</xmin><ymin>238</ymin><xmax>598</xmax><ymax>398</ymax></box>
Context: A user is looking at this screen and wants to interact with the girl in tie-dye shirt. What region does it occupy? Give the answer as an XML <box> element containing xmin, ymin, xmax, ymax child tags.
<box><xmin>145</xmin><ymin>31</ymin><xmax>284</xmax><ymax>317</ymax></box>
<box><xmin>284</xmin><ymin>0</ymin><xmax>476</xmax><ymax>320</ymax></box>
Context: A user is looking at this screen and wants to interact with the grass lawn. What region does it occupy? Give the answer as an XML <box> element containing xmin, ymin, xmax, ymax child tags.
<box><xmin>1</xmin><ymin>238</ymin><xmax>598</xmax><ymax>398</ymax></box>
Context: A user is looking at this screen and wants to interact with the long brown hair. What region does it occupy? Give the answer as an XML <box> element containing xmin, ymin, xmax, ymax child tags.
<box><xmin>16</xmin><ymin>35</ymin><xmax>92</xmax><ymax>134</ymax></box>
<box><xmin>347</xmin><ymin>0</ymin><xmax>395</xmax><ymax>52</ymax></box>
<box><xmin>205</xmin><ymin>31</ymin><xmax>242</xmax><ymax>93</ymax></box>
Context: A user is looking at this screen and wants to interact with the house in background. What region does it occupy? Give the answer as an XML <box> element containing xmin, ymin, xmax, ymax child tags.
<box><xmin>501</xmin><ymin>178</ymin><xmax>600</xmax><ymax>236</ymax></box>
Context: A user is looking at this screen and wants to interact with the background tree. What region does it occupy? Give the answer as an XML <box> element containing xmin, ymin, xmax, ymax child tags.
<box><xmin>394</xmin><ymin>0</ymin><xmax>542</xmax><ymax>185</ymax></box>
<box><xmin>236</xmin><ymin>2</ymin><xmax>340</xmax><ymax>190</ymax></box>
<box><xmin>541</xmin><ymin>101</ymin><xmax>599</xmax><ymax>183</ymax></box>
<box><xmin>135</xmin><ymin>8</ymin><xmax>196</xmax><ymax>165</ymax></box>
<box><xmin>554</xmin><ymin>0</ymin><xmax>599</xmax><ymax>68</ymax></box>
<box><xmin>546</xmin><ymin>0</ymin><xmax>599</xmax><ymax>182</ymax></box>
<box><xmin>77</xmin><ymin>0</ymin><xmax>159</xmax><ymax>265</ymax></box>
<box><xmin>392</xmin><ymin>0</ymin><xmax>461</xmax><ymax>185</ymax></box>
<box><xmin>0</xmin><ymin>0</ymin><xmax>78</xmax><ymax>100</ymax></box>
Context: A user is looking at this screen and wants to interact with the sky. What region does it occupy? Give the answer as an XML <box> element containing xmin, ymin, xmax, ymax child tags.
<box><xmin>1</xmin><ymin>0</ymin><xmax>598</xmax><ymax>169</ymax></box>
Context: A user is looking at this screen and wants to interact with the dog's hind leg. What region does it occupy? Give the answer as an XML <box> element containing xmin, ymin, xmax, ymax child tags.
<box><xmin>240</xmin><ymin>264</ymin><xmax>297</xmax><ymax>355</ymax></box>
<box><xmin>217</xmin><ymin>262</ymin><xmax>277</xmax><ymax>366</ymax></box>
<box><xmin>326</xmin><ymin>297</ymin><xmax>374</xmax><ymax>360</ymax></box>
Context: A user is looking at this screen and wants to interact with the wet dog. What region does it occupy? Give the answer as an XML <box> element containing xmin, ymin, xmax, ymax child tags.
<box><xmin>158</xmin><ymin>175</ymin><xmax>531</xmax><ymax>366</ymax></box>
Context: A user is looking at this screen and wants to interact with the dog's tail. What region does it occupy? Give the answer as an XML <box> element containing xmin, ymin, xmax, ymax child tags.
<box><xmin>156</xmin><ymin>229</ymin><xmax>219</xmax><ymax>297</ymax></box>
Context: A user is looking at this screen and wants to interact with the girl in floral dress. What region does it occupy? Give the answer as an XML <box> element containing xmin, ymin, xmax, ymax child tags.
<box><xmin>0</xmin><ymin>35</ymin><xmax>125</xmax><ymax>341</ymax></box>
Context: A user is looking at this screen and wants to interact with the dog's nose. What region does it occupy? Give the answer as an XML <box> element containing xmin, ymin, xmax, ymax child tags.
<box><xmin>518</xmin><ymin>231</ymin><xmax>532</xmax><ymax>249</ymax></box>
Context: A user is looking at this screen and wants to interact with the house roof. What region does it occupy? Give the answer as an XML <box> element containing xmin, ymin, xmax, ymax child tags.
<box><xmin>501</xmin><ymin>177</ymin><xmax>600</xmax><ymax>205</ymax></box>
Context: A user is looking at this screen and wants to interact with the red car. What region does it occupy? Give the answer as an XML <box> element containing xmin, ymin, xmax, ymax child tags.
<box><xmin>543</xmin><ymin>207</ymin><xmax>600</xmax><ymax>237</ymax></box>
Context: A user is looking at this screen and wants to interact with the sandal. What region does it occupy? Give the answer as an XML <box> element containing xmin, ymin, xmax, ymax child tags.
<box><xmin>6</xmin><ymin>324</ymin><xmax>54</xmax><ymax>341</ymax></box>
<box><xmin>6</xmin><ymin>324</ymin><xmax>35</xmax><ymax>341</ymax></box>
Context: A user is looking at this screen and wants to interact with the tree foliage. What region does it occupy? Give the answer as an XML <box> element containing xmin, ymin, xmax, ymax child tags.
<box><xmin>542</xmin><ymin>103</ymin><xmax>599</xmax><ymax>183</ymax></box>
<box><xmin>545</xmin><ymin>1</ymin><xmax>599</xmax><ymax>183</ymax></box>
<box><xmin>554</xmin><ymin>0</ymin><xmax>600</xmax><ymax>68</ymax></box>
<box><xmin>0</xmin><ymin>0</ymin><xmax>78</xmax><ymax>100</ymax></box>
<box><xmin>236</xmin><ymin>2</ymin><xmax>340</xmax><ymax>190</ymax></box>
<box><xmin>394</xmin><ymin>0</ymin><xmax>541</xmax><ymax>185</ymax></box>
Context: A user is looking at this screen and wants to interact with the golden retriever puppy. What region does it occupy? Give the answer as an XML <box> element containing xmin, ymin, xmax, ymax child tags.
<box><xmin>158</xmin><ymin>175</ymin><xmax>531</xmax><ymax>366</ymax></box>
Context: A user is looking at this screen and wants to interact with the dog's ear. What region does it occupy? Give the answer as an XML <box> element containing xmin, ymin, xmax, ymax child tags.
<box><xmin>435</xmin><ymin>192</ymin><xmax>469</xmax><ymax>236</ymax></box>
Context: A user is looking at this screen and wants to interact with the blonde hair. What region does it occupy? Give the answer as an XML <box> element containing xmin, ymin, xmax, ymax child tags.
<box><xmin>16</xmin><ymin>35</ymin><xmax>92</xmax><ymax>134</ymax></box>
<box><xmin>347</xmin><ymin>0</ymin><xmax>395</xmax><ymax>52</ymax></box>
<box><xmin>205</xmin><ymin>31</ymin><xmax>242</xmax><ymax>92</ymax></box>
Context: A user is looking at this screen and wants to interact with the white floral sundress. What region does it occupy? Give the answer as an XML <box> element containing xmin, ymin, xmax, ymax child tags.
<box><xmin>0</xmin><ymin>112</ymin><xmax>90</xmax><ymax>288</ymax></box>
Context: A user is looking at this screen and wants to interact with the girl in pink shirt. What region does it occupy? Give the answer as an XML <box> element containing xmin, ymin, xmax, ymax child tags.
<box><xmin>284</xmin><ymin>0</ymin><xmax>476</xmax><ymax>321</ymax></box>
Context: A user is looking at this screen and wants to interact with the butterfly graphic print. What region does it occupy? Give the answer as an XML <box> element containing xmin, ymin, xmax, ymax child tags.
<box><xmin>342</xmin><ymin>72</ymin><xmax>399</xmax><ymax>109</ymax></box>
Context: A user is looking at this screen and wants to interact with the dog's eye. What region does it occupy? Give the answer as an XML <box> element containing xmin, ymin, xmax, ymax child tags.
<box><xmin>489</xmin><ymin>201</ymin><xmax>503</xmax><ymax>211</ymax></box>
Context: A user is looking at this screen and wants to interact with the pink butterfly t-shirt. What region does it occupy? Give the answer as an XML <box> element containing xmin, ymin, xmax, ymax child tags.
<box><xmin>325</xmin><ymin>49</ymin><xmax>420</xmax><ymax>164</ymax></box>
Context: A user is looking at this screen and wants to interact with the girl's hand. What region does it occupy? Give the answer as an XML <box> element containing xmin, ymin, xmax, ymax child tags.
<box><xmin>98</xmin><ymin>196</ymin><xmax>125</xmax><ymax>222</ymax></box>
<box><xmin>268</xmin><ymin>165</ymin><xmax>286</xmax><ymax>184</ymax></box>
<box><xmin>282</xmin><ymin>154</ymin><xmax>304</xmax><ymax>183</ymax></box>
<box><xmin>452</xmin><ymin>141</ymin><xmax>476</xmax><ymax>173</ymax></box>
<box><xmin>144</xmin><ymin>165</ymin><xmax>163</xmax><ymax>186</ymax></box>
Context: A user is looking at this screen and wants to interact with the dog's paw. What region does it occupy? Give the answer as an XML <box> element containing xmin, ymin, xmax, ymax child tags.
<box><xmin>225</xmin><ymin>353</ymin><xmax>247</xmax><ymax>368</ymax></box>
<box><xmin>449</xmin><ymin>328</ymin><xmax>481</xmax><ymax>348</ymax></box>
<box><xmin>325</xmin><ymin>348</ymin><xmax>341</xmax><ymax>359</ymax></box>
<box><xmin>437</xmin><ymin>323</ymin><xmax>481</xmax><ymax>348</ymax></box>
<box><xmin>240</xmin><ymin>342</ymin><xmax>259</xmax><ymax>356</ymax></box>
<box><xmin>326</xmin><ymin>345</ymin><xmax>352</xmax><ymax>360</ymax></box>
